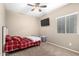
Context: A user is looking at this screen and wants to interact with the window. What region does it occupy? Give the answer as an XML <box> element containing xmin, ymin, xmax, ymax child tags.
<box><xmin>57</xmin><ymin>17</ymin><xmax>65</xmax><ymax>33</ymax></box>
<box><xmin>57</xmin><ymin>12</ymin><xmax>77</xmax><ymax>33</ymax></box>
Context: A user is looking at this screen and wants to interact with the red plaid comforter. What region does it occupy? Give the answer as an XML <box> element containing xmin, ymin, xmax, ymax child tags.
<box><xmin>5</xmin><ymin>35</ymin><xmax>41</xmax><ymax>52</ymax></box>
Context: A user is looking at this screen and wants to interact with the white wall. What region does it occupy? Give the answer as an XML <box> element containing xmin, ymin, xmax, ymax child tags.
<box><xmin>6</xmin><ymin>11</ymin><xmax>40</xmax><ymax>37</ymax></box>
<box><xmin>0</xmin><ymin>4</ymin><xmax>5</xmax><ymax>56</ymax></box>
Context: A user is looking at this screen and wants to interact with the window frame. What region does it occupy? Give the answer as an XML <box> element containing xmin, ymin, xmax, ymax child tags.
<box><xmin>56</xmin><ymin>12</ymin><xmax>78</xmax><ymax>34</ymax></box>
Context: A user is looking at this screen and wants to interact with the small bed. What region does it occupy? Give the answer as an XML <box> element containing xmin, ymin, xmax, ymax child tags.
<box><xmin>5</xmin><ymin>35</ymin><xmax>41</xmax><ymax>53</ymax></box>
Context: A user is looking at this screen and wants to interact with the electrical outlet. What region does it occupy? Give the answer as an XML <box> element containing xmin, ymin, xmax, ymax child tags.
<box><xmin>69</xmin><ymin>42</ymin><xmax>72</xmax><ymax>46</ymax></box>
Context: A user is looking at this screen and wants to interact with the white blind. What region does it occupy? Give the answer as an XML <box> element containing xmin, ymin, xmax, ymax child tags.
<box><xmin>57</xmin><ymin>17</ymin><xmax>65</xmax><ymax>33</ymax></box>
<box><xmin>57</xmin><ymin>13</ymin><xmax>77</xmax><ymax>33</ymax></box>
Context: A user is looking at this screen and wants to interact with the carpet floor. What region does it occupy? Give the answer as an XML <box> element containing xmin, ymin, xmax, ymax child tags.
<box><xmin>6</xmin><ymin>42</ymin><xmax>79</xmax><ymax>56</ymax></box>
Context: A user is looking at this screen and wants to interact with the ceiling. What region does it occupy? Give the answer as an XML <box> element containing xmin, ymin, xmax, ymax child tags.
<box><xmin>5</xmin><ymin>3</ymin><xmax>68</xmax><ymax>17</ymax></box>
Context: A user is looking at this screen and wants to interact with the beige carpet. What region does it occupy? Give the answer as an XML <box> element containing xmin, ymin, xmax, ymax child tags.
<box><xmin>6</xmin><ymin>42</ymin><xmax>79</xmax><ymax>56</ymax></box>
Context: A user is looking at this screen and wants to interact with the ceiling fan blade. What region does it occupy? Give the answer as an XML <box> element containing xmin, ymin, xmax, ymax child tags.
<box><xmin>39</xmin><ymin>9</ymin><xmax>42</xmax><ymax>12</ymax></box>
<box><xmin>27</xmin><ymin>4</ymin><xmax>34</xmax><ymax>6</ymax></box>
<box><xmin>35</xmin><ymin>3</ymin><xmax>40</xmax><ymax>5</ymax></box>
<box><xmin>40</xmin><ymin>5</ymin><xmax>47</xmax><ymax>8</ymax></box>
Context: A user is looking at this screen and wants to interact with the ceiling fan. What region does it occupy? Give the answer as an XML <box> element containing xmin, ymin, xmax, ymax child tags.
<box><xmin>27</xmin><ymin>3</ymin><xmax>47</xmax><ymax>12</ymax></box>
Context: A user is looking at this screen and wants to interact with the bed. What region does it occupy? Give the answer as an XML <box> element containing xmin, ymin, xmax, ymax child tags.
<box><xmin>5</xmin><ymin>35</ymin><xmax>41</xmax><ymax>52</ymax></box>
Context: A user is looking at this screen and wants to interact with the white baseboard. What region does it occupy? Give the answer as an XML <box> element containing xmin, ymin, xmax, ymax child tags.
<box><xmin>47</xmin><ymin>42</ymin><xmax>79</xmax><ymax>54</ymax></box>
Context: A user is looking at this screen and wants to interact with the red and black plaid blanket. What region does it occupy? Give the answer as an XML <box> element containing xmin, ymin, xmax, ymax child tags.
<box><xmin>5</xmin><ymin>35</ymin><xmax>41</xmax><ymax>52</ymax></box>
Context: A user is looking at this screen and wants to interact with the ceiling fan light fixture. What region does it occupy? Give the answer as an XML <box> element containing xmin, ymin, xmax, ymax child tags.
<box><xmin>31</xmin><ymin>8</ymin><xmax>35</xmax><ymax>11</ymax></box>
<box><xmin>27</xmin><ymin>3</ymin><xmax>47</xmax><ymax>12</ymax></box>
<box><xmin>39</xmin><ymin>9</ymin><xmax>42</xmax><ymax>12</ymax></box>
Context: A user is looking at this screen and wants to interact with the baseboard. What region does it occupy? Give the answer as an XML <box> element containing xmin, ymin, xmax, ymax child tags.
<box><xmin>47</xmin><ymin>42</ymin><xmax>79</xmax><ymax>54</ymax></box>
